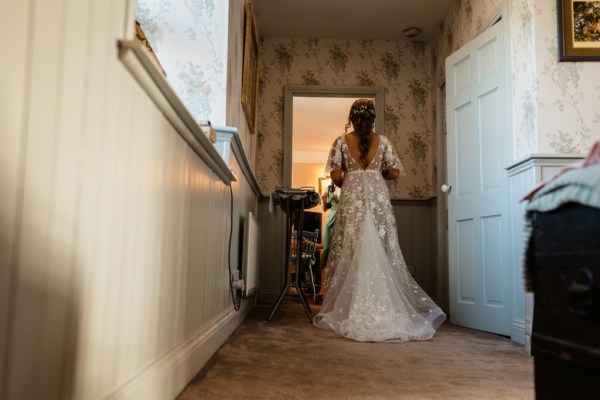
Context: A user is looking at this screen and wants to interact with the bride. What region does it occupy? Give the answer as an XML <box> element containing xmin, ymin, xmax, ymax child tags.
<box><xmin>313</xmin><ymin>99</ymin><xmax>446</xmax><ymax>342</ymax></box>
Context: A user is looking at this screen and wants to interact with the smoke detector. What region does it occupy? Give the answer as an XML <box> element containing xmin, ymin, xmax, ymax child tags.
<box><xmin>403</xmin><ymin>27</ymin><xmax>421</xmax><ymax>39</ymax></box>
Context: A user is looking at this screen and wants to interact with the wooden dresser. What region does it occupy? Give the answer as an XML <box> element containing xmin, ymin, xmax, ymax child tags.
<box><xmin>531</xmin><ymin>203</ymin><xmax>600</xmax><ymax>399</ymax></box>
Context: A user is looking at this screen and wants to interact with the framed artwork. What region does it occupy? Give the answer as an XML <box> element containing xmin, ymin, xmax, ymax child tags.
<box><xmin>134</xmin><ymin>21</ymin><xmax>166</xmax><ymax>75</ymax></box>
<box><xmin>318</xmin><ymin>177</ymin><xmax>332</xmax><ymax>195</ymax></box>
<box><xmin>242</xmin><ymin>3</ymin><xmax>259</xmax><ymax>133</ymax></box>
<box><xmin>558</xmin><ymin>0</ymin><xmax>600</xmax><ymax>61</ymax></box>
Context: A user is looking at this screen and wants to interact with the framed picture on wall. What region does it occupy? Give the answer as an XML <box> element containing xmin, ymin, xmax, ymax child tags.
<box><xmin>242</xmin><ymin>3</ymin><xmax>259</xmax><ymax>133</ymax></box>
<box><xmin>558</xmin><ymin>0</ymin><xmax>600</xmax><ymax>61</ymax></box>
<box><xmin>318</xmin><ymin>177</ymin><xmax>332</xmax><ymax>195</ymax></box>
<box><xmin>134</xmin><ymin>21</ymin><xmax>167</xmax><ymax>75</ymax></box>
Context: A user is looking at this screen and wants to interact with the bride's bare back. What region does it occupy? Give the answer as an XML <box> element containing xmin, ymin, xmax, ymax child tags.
<box><xmin>330</xmin><ymin>132</ymin><xmax>400</xmax><ymax>186</ymax></box>
<box><xmin>343</xmin><ymin>132</ymin><xmax>381</xmax><ymax>169</ymax></box>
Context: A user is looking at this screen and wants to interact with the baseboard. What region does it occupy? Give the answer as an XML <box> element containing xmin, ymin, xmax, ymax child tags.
<box><xmin>256</xmin><ymin>289</ymin><xmax>283</xmax><ymax>305</ymax></box>
<box><xmin>107</xmin><ymin>300</ymin><xmax>254</xmax><ymax>400</ymax></box>
<box><xmin>511</xmin><ymin>320</ymin><xmax>526</xmax><ymax>345</ymax></box>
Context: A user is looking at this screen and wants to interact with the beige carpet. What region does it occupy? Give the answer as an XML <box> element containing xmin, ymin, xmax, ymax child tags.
<box><xmin>177</xmin><ymin>302</ymin><xmax>534</xmax><ymax>400</ymax></box>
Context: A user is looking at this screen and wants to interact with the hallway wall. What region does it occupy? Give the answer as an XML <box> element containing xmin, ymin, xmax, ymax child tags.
<box><xmin>257</xmin><ymin>199</ymin><xmax>440</xmax><ymax>307</ymax></box>
<box><xmin>255</xmin><ymin>37</ymin><xmax>436</xmax><ymax>200</ymax></box>
<box><xmin>527</xmin><ymin>0</ymin><xmax>600</xmax><ymax>155</ymax></box>
<box><xmin>0</xmin><ymin>0</ymin><xmax>257</xmax><ymax>399</ymax></box>
<box><xmin>253</xmin><ymin>0</ymin><xmax>504</xmax><ymax>312</ymax></box>
<box><xmin>432</xmin><ymin>0</ymin><xmax>600</xmax><ymax>159</ymax></box>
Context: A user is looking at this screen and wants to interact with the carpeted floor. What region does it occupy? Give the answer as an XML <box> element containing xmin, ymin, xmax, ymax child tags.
<box><xmin>177</xmin><ymin>302</ymin><xmax>534</xmax><ymax>400</ymax></box>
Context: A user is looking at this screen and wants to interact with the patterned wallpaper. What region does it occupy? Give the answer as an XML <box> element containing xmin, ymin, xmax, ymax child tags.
<box><xmin>136</xmin><ymin>0</ymin><xmax>600</xmax><ymax>196</ymax></box>
<box><xmin>431</xmin><ymin>0</ymin><xmax>503</xmax><ymax>84</ymax></box>
<box><xmin>136</xmin><ymin>0</ymin><xmax>228</xmax><ymax>126</ymax></box>
<box><xmin>432</xmin><ymin>0</ymin><xmax>600</xmax><ymax>160</ymax></box>
<box><xmin>256</xmin><ymin>0</ymin><xmax>507</xmax><ymax>199</ymax></box>
<box><xmin>510</xmin><ymin>0</ymin><xmax>539</xmax><ymax>160</ymax></box>
<box><xmin>534</xmin><ymin>0</ymin><xmax>600</xmax><ymax>155</ymax></box>
<box><xmin>135</xmin><ymin>0</ymin><xmax>256</xmax><ymax>168</ymax></box>
<box><xmin>256</xmin><ymin>38</ymin><xmax>436</xmax><ymax>199</ymax></box>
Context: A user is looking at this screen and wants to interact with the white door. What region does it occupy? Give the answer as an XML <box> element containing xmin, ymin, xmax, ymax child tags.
<box><xmin>445</xmin><ymin>20</ymin><xmax>511</xmax><ymax>335</ymax></box>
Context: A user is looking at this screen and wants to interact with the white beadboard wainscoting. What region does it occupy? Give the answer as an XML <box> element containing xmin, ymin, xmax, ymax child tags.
<box><xmin>256</xmin><ymin>197</ymin><xmax>443</xmax><ymax>309</ymax></box>
<box><xmin>1</xmin><ymin>0</ymin><xmax>259</xmax><ymax>399</ymax></box>
<box><xmin>507</xmin><ymin>154</ymin><xmax>584</xmax><ymax>351</ymax></box>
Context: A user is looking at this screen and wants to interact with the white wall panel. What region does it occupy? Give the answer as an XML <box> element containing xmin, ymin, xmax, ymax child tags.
<box><xmin>0</xmin><ymin>0</ymin><xmax>33</xmax><ymax>395</ymax></box>
<box><xmin>1</xmin><ymin>0</ymin><xmax>257</xmax><ymax>399</ymax></box>
<box><xmin>507</xmin><ymin>155</ymin><xmax>584</xmax><ymax>348</ymax></box>
<box><xmin>258</xmin><ymin>199</ymin><xmax>440</xmax><ymax>306</ymax></box>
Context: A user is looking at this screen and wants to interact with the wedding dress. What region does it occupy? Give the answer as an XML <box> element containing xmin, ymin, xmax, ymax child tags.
<box><xmin>313</xmin><ymin>134</ymin><xmax>446</xmax><ymax>342</ymax></box>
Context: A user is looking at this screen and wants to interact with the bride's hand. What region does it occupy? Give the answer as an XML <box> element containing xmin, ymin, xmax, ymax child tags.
<box><xmin>382</xmin><ymin>169</ymin><xmax>400</xmax><ymax>180</ymax></box>
<box><xmin>331</xmin><ymin>169</ymin><xmax>344</xmax><ymax>188</ymax></box>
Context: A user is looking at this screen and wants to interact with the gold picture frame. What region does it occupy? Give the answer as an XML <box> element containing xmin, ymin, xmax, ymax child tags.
<box><xmin>318</xmin><ymin>177</ymin><xmax>332</xmax><ymax>195</ymax></box>
<box><xmin>558</xmin><ymin>0</ymin><xmax>600</xmax><ymax>61</ymax></box>
<box><xmin>241</xmin><ymin>3</ymin><xmax>259</xmax><ymax>133</ymax></box>
<box><xmin>134</xmin><ymin>21</ymin><xmax>167</xmax><ymax>75</ymax></box>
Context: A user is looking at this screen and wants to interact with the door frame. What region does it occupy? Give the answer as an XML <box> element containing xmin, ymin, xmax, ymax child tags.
<box><xmin>435</xmin><ymin>83</ymin><xmax>449</xmax><ymax>313</ymax></box>
<box><xmin>282</xmin><ymin>85</ymin><xmax>385</xmax><ymax>187</ymax></box>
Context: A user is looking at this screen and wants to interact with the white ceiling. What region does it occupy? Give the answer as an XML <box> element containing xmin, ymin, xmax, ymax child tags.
<box><xmin>253</xmin><ymin>0</ymin><xmax>453</xmax><ymax>41</ymax></box>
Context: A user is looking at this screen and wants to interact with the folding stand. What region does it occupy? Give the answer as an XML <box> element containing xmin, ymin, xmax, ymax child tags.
<box><xmin>267</xmin><ymin>188</ymin><xmax>319</xmax><ymax>323</ymax></box>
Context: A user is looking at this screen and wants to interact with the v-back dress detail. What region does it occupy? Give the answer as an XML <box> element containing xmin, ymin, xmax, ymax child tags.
<box><xmin>313</xmin><ymin>134</ymin><xmax>446</xmax><ymax>342</ymax></box>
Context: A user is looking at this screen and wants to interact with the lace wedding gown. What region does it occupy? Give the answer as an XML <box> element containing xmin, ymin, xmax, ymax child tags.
<box><xmin>313</xmin><ymin>134</ymin><xmax>446</xmax><ymax>342</ymax></box>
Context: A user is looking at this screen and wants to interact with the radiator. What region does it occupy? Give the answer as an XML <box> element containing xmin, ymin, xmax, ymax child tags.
<box><xmin>242</xmin><ymin>211</ymin><xmax>260</xmax><ymax>296</ymax></box>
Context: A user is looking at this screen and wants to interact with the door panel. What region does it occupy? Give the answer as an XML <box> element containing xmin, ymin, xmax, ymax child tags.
<box><xmin>482</xmin><ymin>215</ymin><xmax>503</xmax><ymax>303</ymax></box>
<box><xmin>456</xmin><ymin>104</ymin><xmax>473</xmax><ymax>197</ymax></box>
<box><xmin>480</xmin><ymin>89</ymin><xmax>501</xmax><ymax>191</ymax></box>
<box><xmin>457</xmin><ymin>219</ymin><xmax>476</xmax><ymax>302</ymax></box>
<box><xmin>445</xmin><ymin>20</ymin><xmax>511</xmax><ymax>335</ymax></box>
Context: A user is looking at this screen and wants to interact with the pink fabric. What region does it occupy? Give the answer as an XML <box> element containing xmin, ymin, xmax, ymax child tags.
<box><xmin>521</xmin><ymin>140</ymin><xmax>600</xmax><ymax>202</ymax></box>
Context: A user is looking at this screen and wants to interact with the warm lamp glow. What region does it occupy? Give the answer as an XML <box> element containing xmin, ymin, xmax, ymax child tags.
<box><xmin>318</xmin><ymin>176</ymin><xmax>332</xmax><ymax>194</ymax></box>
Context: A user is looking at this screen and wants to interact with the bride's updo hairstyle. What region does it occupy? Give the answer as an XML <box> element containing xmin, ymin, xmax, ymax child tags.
<box><xmin>346</xmin><ymin>98</ymin><xmax>376</xmax><ymax>164</ymax></box>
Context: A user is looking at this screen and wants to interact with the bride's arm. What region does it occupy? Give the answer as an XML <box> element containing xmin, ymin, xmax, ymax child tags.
<box><xmin>382</xmin><ymin>169</ymin><xmax>400</xmax><ymax>180</ymax></box>
<box><xmin>380</xmin><ymin>136</ymin><xmax>404</xmax><ymax>180</ymax></box>
<box><xmin>331</xmin><ymin>169</ymin><xmax>344</xmax><ymax>187</ymax></box>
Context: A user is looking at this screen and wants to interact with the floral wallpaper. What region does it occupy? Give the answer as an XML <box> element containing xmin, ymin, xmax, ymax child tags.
<box><xmin>534</xmin><ymin>0</ymin><xmax>600</xmax><ymax>154</ymax></box>
<box><xmin>256</xmin><ymin>38</ymin><xmax>436</xmax><ymax>199</ymax></box>
<box><xmin>136</xmin><ymin>0</ymin><xmax>228</xmax><ymax>126</ymax></box>
<box><xmin>135</xmin><ymin>0</ymin><xmax>600</xmax><ymax>196</ymax></box>
<box><xmin>431</xmin><ymin>0</ymin><xmax>600</xmax><ymax>160</ymax></box>
<box><xmin>510</xmin><ymin>0</ymin><xmax>539</xmax><ymax>160</ymax></box>
<box><xmin>431</xmin><ymin>0</ymin><xmax>503</xmax><ymax>84</ymax></box>
<box><xmin>255</xmin><ymin>1</ymin><xmax>511</xmax><ymax>199</ymax></box>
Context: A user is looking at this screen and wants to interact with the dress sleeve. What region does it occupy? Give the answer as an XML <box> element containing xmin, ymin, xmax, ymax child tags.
<box><xmin>381</xmin><ymin>136</ymin><xmax>406</xmax><ymax>176</ymax></box>
<box><xmin>325</xmin><ymin>136</ymin><xmax>343</xmax><ymax>173</ymax></box>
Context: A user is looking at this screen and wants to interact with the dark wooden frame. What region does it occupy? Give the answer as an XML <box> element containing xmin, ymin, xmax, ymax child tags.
<box><xmin>558</xmin><ymin>0</ymin><xmax>600</xmax><ymax>61</ymax></box>
<box><xmin>241</xmin><ymin>3</ymin><xmax>259</xmax><ymax>133</ymax></box>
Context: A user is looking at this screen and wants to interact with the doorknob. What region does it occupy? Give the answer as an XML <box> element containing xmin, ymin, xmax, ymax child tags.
<box><xmin>441</xmin><ymin>184</ymin><xmax>451</xmax><ymax>193</ymax></box>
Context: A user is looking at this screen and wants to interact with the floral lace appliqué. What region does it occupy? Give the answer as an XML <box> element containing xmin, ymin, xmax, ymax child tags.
<box><xmin>314</xmin><ymin>134</ymin><xmax>445</xmax><ymax>342</ymax></box>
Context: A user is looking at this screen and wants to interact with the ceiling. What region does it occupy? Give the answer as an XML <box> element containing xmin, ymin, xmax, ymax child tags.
<box><xmin>252</xmin><ymin>0</ymin><xmax>453</xmax><ymax>41</ymax></box>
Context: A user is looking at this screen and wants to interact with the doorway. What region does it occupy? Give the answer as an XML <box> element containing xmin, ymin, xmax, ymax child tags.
<box><xmin>280</xmin><ymin>86</ymin><xmax>384</xmax><ymax>294</ymax></box>
<box><xmin>282</xmin><ymin>86</ymin><xmax>385</xmax><ymax>189</ymax></box>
